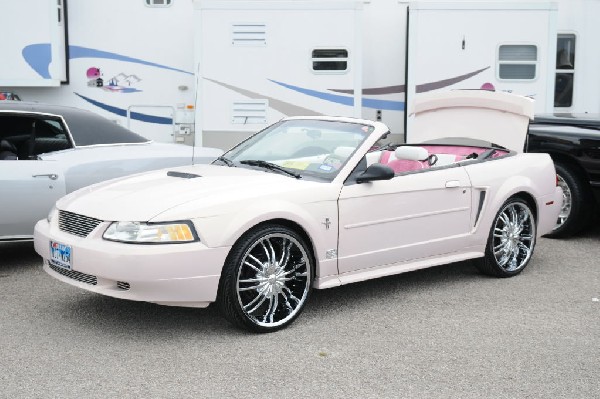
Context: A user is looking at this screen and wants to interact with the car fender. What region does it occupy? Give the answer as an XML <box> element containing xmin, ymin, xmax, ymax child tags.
<box><xmin>193</xmin><ymin>198</ymin><xmax>338</xmax><ymax>266</ymax></box>
<box><xmin>464</xmin><ymin>154</ymin><xmax>557</xmax><ymax>243</ymax></box>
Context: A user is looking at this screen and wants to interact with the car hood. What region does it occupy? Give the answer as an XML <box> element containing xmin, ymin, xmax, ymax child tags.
<box><xmin>58</xmin><ymin>164</ymin><xmax>329</xmax><ymax>222</ymax></box>
<box><xmin>408</xmin><ymin>90</ymin><xmax>535</xmax><ymax>153</ymax></box>
<box><xmin>42</xmin><ymin>142</ymin><xmax>222</xmax><ymax>163</ymax></box>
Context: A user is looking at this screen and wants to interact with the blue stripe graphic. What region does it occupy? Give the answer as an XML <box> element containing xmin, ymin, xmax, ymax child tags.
<box><xmin>69</xmin><ymin>46</ymin><xmax>194</xmax><ymax>75</ymax></box>
<box><xmin>22</xmin><ymin>44</ymin><xmax>194</xmax><ymax>79</ymax></box>
<box><xmin>22</xmin><ymin>44</ymin><xmax>52</xmax><ymax>79</ymax></box>
<box><xmin>75</xmin><ymin>93</ymin><xmax>173</xmax><ymax>125</ymax></box>
<box><xmin>269</xmin><ymin>80</ymin><xmax>405</xmax><ymax>111</ymax></box>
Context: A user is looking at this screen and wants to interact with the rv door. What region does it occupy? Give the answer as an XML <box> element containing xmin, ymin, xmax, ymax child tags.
<box><xmin>405</xmin><ymin>2</ymin><xmax>557</xmax><ymax>144</ymax></box>
<box><xmin>194</xmin><ymin>0</ymin><xmax>363</xmax><ymax>149</ymax></box>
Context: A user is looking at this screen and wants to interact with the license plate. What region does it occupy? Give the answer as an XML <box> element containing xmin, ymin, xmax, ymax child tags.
<box><xmin>49</xmin><ymin>241</ymin><xmax>72</xmax><ymax>271</ymax></box>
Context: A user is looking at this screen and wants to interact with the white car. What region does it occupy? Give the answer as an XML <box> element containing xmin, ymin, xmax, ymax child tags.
<box><xmin>0</xmin><ymin>102</ymin><xmax>221</xmax><ymax>241</ymax></box>
<box><xmin>34</xmin><ymin>91</ymin><xmax>562</xmax><ymax>332</ymax></box>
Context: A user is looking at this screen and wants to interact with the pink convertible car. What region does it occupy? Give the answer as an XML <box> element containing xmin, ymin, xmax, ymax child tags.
<box><xmin>34</xmin><ymin>91</ymin><xmax>563</xmax><ymax>332</ymax></box>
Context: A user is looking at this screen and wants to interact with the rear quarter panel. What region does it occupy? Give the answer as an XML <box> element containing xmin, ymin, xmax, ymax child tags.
<box><xmin>463</xmin><ymin>153</ymin><xmax>559</xmax><ymax>247</ymax></box>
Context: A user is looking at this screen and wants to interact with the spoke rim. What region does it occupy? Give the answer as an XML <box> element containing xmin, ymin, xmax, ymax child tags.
<box><xmin>555</xmin><ymin>174</ymin><xmax>572</xmax><ymax>230</ymax></box>
<box><xmin>492</xmin><ymin>202</ymin><xmax>536</xmax><ymax>272</ymax></box>
<box><xmin>236</xmin><ymin>233</ymin><xmax>311</xmax><ymax>328</ymax></box>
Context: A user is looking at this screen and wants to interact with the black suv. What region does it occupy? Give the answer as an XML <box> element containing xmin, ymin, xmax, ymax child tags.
<box><xmin>527</xmin><ymin>115</ymin><xmax>600</xmax><ymax>237</ymax></box>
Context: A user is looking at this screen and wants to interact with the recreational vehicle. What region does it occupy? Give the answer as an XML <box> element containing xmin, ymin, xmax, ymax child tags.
<box><xmin>2</xmin><ymin>0</ymin><xmax>599</xmax><ymax>237</ymax></box>
<box><xmin>1</xmin><ymin>0</ymin><xmax>598</xmax><ymax>148</ymax></box>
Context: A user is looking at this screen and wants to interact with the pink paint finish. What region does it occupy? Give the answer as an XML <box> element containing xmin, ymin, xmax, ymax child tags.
<box><xmin>32</xmin><ymin>95</ymin><xmax>560</xmax><ymax>331</ymax></box>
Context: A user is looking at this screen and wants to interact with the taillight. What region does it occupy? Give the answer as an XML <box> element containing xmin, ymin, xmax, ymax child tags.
<box><xmin>556</xmin><ymin>174</ymin><xmax>559</xmax><ymax>186</ymax></box>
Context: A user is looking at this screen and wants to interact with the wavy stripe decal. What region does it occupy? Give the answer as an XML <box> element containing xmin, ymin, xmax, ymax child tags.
<box><xmin>22</xmin><ymin>44</ymin><xmax>52</xmax><ymax>79</ymax></box>
<box><xmin>69</xmin><ymin>46</ymin><xmax>194</xmax><ymax>75</ymax></box>
<box><xmin>205</xmin><ymin>78</ymin><xmax>322</xmax><ymax>116</ymax></box>
<box><xmin>75</xmin><ymin>93</ymin><xmax>173</xmax><ymax>125</ymax></box>
<box><xmin>22</xmin><ymin>44</ymin><xmax>194</xmax><ymax>79</ymax></box>
<box><xmin>330</xmin><ymin>84</ymin><xmax>405</xmax><ymax>96</ymax></box>
<box><xmin>416</xmin><ymin>66</ymin><xmax>490</xmax><ymax>93</ymax></box>
<box><xmin>328</xmin><ymin>66</ymin><xmax>490</xmax><ymax>95</ymax></box>
<box><xmin>269</xmin><ymin>80</ymin><xmax>405</xmax><ymax>111</ymax></box>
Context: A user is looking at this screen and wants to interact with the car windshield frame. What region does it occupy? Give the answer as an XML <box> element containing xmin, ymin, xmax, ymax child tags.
<box><xmin>219</xmin><ymin>119</ymin><xmax>374</xmax><ymax>182</ymax></box>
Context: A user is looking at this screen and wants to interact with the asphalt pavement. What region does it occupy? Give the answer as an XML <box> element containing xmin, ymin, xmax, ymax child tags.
<box><xmin>1</xmin><ymin>225</ymin><xmax>598</xmax><ymax>399</ymax></box>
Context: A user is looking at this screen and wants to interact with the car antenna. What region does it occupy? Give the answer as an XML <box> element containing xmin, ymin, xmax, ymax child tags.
<box><xmin>191</xmin><ymin>65</ymin><xmax>201</xmax><ymax>166</ymax></box>
<box><xmin>191</xmin><ymin>121</ymin><xmax>195</xmax><ymax>166</ymax></box>
<box><xmin>191</xmin><ymin>105</ymin><xmax>196</xmax><ymax>166</ymax></box>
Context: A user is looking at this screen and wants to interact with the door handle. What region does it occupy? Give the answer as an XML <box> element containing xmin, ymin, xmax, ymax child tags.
<box><xmin>33</xmin><ymin>174</ymin><xmax>58</xmax><ymax>180</ymax></box>
<box><xmin>445</xmin><ymin>180</ymin><xmax>460</xmax><ymax>188</ymax></box>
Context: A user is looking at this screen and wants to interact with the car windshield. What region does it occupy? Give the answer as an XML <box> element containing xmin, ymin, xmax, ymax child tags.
<box><xmin>220</xmin><ymin>119</ymin><xmax>373</xmax><ymax>181</ymax></box>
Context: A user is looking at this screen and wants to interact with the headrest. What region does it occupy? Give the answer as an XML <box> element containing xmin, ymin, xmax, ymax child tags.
<box><xmin>0</xmin><ymin>140</ymin><xmax>16</xmax><ymax>152</ymax></box>
<box><xmin>395</xmin><ymin>146</ymin><xmax>429</xmax><ymax>161</ymax></box>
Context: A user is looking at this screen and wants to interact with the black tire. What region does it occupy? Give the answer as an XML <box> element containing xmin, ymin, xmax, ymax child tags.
<box><xmin>217</xmin><ymin>224</ymin><xmax>313</xmax><ymax>333</ymax></box>
<box><xmin>475</xmin><ymin>197</ymin><xmax>537</xmax><ymax>277</ymax></box>
<box><xmin>545</xmin><ymin>162</ymin><xmax>593</xmax><ymax>238</ymax></box>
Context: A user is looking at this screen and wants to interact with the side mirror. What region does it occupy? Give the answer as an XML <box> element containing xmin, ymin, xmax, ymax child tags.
<box><xmin>356</xmin><ymin>163</ymin><xmax>395</xmax><ymax>183</ymax></box>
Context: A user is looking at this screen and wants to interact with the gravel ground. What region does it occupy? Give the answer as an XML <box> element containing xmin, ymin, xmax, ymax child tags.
<box><xmin>0</xmin><ymin>224</ymin><xmax>598</xmax><ymax>399</ymax></box>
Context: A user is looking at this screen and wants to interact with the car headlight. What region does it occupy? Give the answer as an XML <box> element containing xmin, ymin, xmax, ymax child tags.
<box><xmin>47</xmin><ymin>205</ymin><xmax>57</xmax><ymax>223</ymax></box>
<box><xmin>102</xmin><ymin>221</ymin><xmax>198</xmax><ymax>244</ymax></box>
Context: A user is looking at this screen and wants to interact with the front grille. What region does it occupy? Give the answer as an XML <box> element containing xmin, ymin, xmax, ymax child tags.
<box><xmin>48</xmin><ymin>262</ymin><xmax>97</xmax><ymax>285</ymax></box>
<box><xmin>116</xmin><ymin>281</ymin><xmax>130</xmax><ymax>290</ymax></box>
<box><xmin>58</xmin><ymin>210</ymin><xmax>102</xmax><ymax>237</ymax></box>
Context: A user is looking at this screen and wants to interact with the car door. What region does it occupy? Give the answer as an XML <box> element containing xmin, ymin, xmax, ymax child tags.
<box><xmin>337</xmin><ymin>165</ymin><xmax>472</xmax><ymax>274</ymax></box>
<box><xmin>0</xmin><ymin>159</ymin><xmax>66</xmax><ymax>239</ymax></box>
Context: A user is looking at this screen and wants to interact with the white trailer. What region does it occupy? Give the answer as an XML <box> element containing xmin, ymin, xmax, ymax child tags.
<box><xmin>195</xmin><ymin>0</ymin><xmax>598</xmax><ymax>148</ymax></box>
<box><xmin>0</xmin><ymin>0</ymin><xmax>198</xmax><ymax>144</ymax></box>
<box><xmin>1</xmin><ymin>0</ymin><xmax>599</xmax><ymax>149</ymax></box>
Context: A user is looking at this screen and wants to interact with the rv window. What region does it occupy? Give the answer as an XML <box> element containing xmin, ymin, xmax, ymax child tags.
<box><xmin>145</xmin><ymin>0</ymin><xmax>172</xmax><ymax>7</ymax></box>
<box><xmin>312</xmin><ymin>49</ymin><xmax>348</xmax><ymax>73</ymax></box>
<box><xmin>497</xmin><ymin>45</ymin><xmax>537</xmax><ymax>80</ymax></box>
<box><xmin>555</xmin><ymin>34</ymin><xmax>576</xmax><ymax>108</ymax></box>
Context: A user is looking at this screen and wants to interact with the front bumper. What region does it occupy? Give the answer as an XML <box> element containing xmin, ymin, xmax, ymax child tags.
<box><xmin>34</xmin><ymin>219</ymin><xmax>231</xmax><ymax>307</ymax></box>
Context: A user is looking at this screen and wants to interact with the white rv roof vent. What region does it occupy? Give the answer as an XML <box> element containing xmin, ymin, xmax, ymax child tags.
<box><xmin>232</xmin><ymin>24</ymin><xmax>267</xmax><ymax>46</ymax></box>
<box><xmin>232</xmin><ymin>100</ymin><xmax>268</xmax><ymax>124</ymax></box>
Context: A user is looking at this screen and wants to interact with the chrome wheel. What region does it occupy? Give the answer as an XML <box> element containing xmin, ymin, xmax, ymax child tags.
<box><xmin>555</xmin><ymin>173</ymin><xmax>572</xmax><ymax>230</ymax></box>
<box><xmin>492</xmin><ymin>201</ymin><xmax>536</xmax><ymax>272</ymax></box>
<box><xmin>236</xmin><ymin>232</ymin><xmax>311</xmax><ymax>328</ymax></box>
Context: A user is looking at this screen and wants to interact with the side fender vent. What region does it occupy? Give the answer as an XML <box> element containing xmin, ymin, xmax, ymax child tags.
<box><xmin>474</xmin><ymin>191</ymin><xmax>487</xmax><ymax>227</ymax></box>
